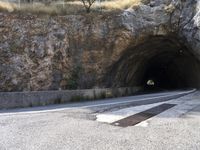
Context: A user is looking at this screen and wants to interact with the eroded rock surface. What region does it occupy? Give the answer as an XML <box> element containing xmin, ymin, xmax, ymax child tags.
<box><xmin>0</xmin><ymin>0</ymin><xmax>200</xmax><ymax>91</ymax></box>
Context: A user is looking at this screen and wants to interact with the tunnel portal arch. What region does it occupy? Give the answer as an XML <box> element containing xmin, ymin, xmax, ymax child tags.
<box><xmin>105</xmin><ymin>35</ymin><xmax>200</xmax><ymax>91</ymax></box>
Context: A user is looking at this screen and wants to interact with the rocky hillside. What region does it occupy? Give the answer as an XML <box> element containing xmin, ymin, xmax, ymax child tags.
<box><xmin>0</xmin><ymin>0</ymin><xmax>200</xmax><ymax>92</ymax></box>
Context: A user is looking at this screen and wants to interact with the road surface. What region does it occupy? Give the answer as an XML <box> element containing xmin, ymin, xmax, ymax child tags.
<box><xmin>0</xmin><ymin>89</ymin><xmax>200</xmax><ymax>150</ymax></box>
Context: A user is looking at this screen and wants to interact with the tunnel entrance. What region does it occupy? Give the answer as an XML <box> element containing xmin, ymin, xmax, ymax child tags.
<box><xmin>142</xmin><ymin>50</ymin><xmax>194</xmax><ymax>91</ymax></box>
<box><xmin>106</xmin><ymin>36</ymin><xmax>200</xmax><ymax>91</ymax></box>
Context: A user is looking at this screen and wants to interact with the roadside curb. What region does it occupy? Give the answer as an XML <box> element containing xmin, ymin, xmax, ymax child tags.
<box><xmin>92</xmin><ymin>89</ymin><xmax>197</xmax><ymax>111</ymax></box>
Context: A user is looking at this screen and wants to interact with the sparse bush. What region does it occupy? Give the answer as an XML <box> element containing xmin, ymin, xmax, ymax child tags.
<box><xmin>81</xmin><ymin>0</ymin><xmax>95</xmax><ymax>13</ymax></box>
<box><xmin>0</xmin><ymin>0</ymin><xmax>144</xmax><ymax>15</ymax></box>
<box><xmin>66</xmin><ymin>66</ymin><xmax>82</xmax><ymax>89</ymax></box>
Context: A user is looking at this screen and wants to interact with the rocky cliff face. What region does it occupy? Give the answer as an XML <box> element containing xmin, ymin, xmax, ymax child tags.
<box><xmin>0</xmin><ymin>0</ymin><xmax>200</xmax><ymax>92</ymax></box>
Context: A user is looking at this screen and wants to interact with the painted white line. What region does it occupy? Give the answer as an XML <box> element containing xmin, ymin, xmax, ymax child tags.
<box><xmin>0</xmin><ymin>89</ymin><xmax>195</xmax><ymax>116</ymax></box>
<box><xmin>135</xmin><ymin>121</ymin><xmax>149</xmax><ymax>127</ymax></box>
<box><xmin>96</xmin><ymin>101</ymin><xmax>173</xmax><ymax>123</ymax></box>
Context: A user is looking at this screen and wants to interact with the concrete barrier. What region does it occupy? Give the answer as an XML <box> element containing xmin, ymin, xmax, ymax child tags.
<box><xmin>0</xmin><ymin>87</ymin><xmax>141</xmax><ymax>109</ymax></box>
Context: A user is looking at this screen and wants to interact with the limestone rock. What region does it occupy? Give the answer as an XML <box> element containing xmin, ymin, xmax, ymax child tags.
<box><xmin>0</xmin><ymin>0</ymin><xmax>200</xmax><ymax>91</ymax></box>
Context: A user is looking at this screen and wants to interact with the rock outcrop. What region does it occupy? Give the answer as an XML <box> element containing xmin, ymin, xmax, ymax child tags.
<box><xmin>0</xmin><ymin>0</ymin><xmax>200</xmax><ymax>91</ymax></box>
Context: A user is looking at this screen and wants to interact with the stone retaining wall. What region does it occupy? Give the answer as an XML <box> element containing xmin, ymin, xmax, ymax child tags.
<box><xmin>0</xmin><ymin>87</ymin><xmax>141</xmax><ymax>109</ymax></box>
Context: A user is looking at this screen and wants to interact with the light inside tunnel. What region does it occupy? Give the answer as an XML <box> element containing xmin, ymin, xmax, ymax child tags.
<box><xmin>147</xmin><ymin>80</ymin><xmax>155</xmax><ymax>86</ymax></box>
<box><xmin>105</xmin><ymin>35</ymin><xmax>200</xmax><ymax>91</ymax></box>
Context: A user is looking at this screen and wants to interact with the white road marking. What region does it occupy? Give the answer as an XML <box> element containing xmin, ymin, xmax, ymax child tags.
<box><xmin>98</xmin><ymin>94</ymin><xmax>200</xmax><ymax>127</ymax></box>
<box><xmin>0</xmin><ymin>89</ymin><xmax>195</xmax><ymax>116</ymax></box>
<box><xmin>135</xmin><ymin>121</ymin><xmax>149</xmax><ymax>127</ymax></box>
<box><xmin>96</xmin><ymin>89</ymin><xmax>196</xmax><ymax>124</ymax></box>
<box><xmin>96</xmin><ymin>101</ymin><xmax>172</xmax><ymax>123</ymax></box>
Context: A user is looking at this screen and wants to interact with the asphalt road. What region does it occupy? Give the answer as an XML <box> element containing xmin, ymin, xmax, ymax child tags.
<box><xmin>0</xmin><ymin>89</ymin><xmax>200</xmax><ymax>150</ymax></box>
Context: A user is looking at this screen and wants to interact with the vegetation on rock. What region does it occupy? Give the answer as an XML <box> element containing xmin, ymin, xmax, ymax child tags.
<box><xmin>0</xmin><ymin>0</ymin><xmax>143</xmax><ymax>15</ymax></box>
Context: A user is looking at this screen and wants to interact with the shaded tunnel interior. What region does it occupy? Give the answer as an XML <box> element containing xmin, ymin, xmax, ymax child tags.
<box><xmin>106</xmin><ymin>36</ymin><xmax>200</xmax><ymax>91</ymax></box>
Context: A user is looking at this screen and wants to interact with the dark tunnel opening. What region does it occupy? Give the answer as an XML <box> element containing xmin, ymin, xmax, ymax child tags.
<box><xmin>106</xmin><ymin>35</ymin><xmax>200</xmax><ymax>92</ymax></box>
<box><xmin>141</xmin><ymin>51</ymin><xmax>196</xmax><ymax>91</ymax></box>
